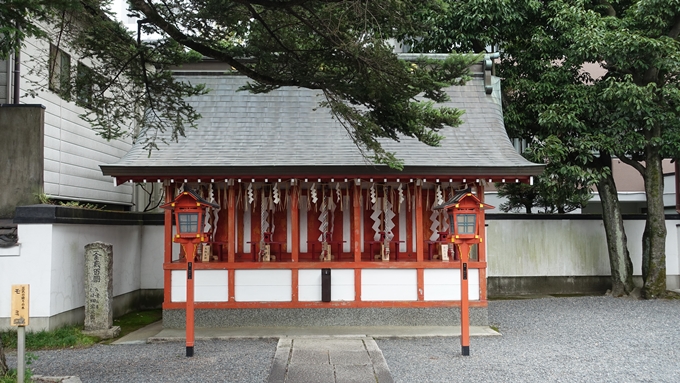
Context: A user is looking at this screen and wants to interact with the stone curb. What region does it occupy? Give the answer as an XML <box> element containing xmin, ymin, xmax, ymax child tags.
<box><xmin>267</xmin><ymin>338</ymin><xmax>292</xmax><ymax>383</ymax></box>
<box><xmin>31</xmin><ymin>375</ymin><xmax>82</xmax><ymax>383</ymax></box>
<box><xmin>364</xmin><ymin>338</ymin><xmax>394</xmax><ymax>383</ymax></box>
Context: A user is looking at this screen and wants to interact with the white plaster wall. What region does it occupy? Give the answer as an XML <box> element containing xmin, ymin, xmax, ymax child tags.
<box><xmin>0</xmin><ymin>225</ymin><xmax>54</xmax><ymax>318</ymax></box>
<box><xmin>49</xmin><ymin>224</ymin><xmax>143</xmax><ymax>316</ymax></box>
<box><xmin>487</xmin><ymin>218</ymin><xmax>680</xmax><ymax>286</ymax></box>
<box><xmin>666</xmin><ymin>220</ymin><xmax>679</xmax><ymax>278</ymax></box>
<box><xmin>195</xmin><ymin>270</ymin><xmax>229</xmax><ymax>302</ymax></box>
<box><xmin>170</xmin><ymin>270</ymin><xmax>185</xmax><ymax>302</ymax></box>
<box><xmin>424</xmin><ymin>269</ymin><xmax>480</xmax><ymax>301</ymax></box>
<box><xmin>234</xmin><ymin>270</ymin><xmax>292</xmax><ymax>302</ymax></box>
<box><xmin>0</xmin><ymin>58</ymin><xmax>8</xmax><ymax>104</ymax></box>
<box><xmin>298</xmin><ymin>269</ymin><xmax>354</xmax><ymax>301</ymax></box>
<box><xmin>140</xmin><ymin>225</ymin><xmax>165</xmax><ymax>289</ymax></box>
<box><xmin>331</xmin><ymin>269</ymin><xmax>355</xmax><ymax>301</ymax></box>
<box><xmin>487</xmin><ymin>219</ymin><xmax>611</xmax><ymax>277</ymax></box>
<box><xmin>170</xmin><ymin>270</ymin><xmax>229</xmax><ymax>302</ymax></box>
<box><xmin>361</xmin><ymin>269</ymin><xmax>417</xmax><ymax>301</ymax></box>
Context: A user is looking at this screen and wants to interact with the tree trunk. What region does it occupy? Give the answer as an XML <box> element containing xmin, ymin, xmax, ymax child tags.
<box><xmin>597</xmin><ymin>156</ymin><xmax>635</xmax><ymax>296</ymax></box>
<box><xmin>0</xmin><ymin>339</ymin><xmax>7</xmax><ymax>376</ymax></box>
<box><xmin>641</xmin><ymin>148</ymin><xmax>667</xmax><ymax>298</ymax></box>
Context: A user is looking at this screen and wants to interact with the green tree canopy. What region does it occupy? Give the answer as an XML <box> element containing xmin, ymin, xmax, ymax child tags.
<box><xmin>412</xmin><ymin>0</ymin><xmax>680</xmax><ymax>297</ymax></box>
<box><xmin>2</xmin><ymin>0</ymin><xmax>482</xmax><ymax>168</ymax></box>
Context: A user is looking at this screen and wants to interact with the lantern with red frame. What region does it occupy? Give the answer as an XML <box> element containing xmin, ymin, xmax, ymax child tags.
<box><xmin>434</xmin><ymin>187</ymin><xmax>494</xmax><ymax>357</ymax></box>
<box><xmin>161</xmin><ymin>190</ymin><xmax>218</xmax><ymax>254</ymax></box>
<box><xmin>439</xmin><ymin>189</ymin><xmax>493</xmax><ymax>244</ymax></box>
<box><xmin>160</xmin><ymin>189</ymin><xmax>218</xmax><ymax>357</ymax></box>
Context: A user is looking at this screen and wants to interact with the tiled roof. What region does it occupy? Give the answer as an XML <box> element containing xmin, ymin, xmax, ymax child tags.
<box><xmin>101</xmin><ymin>69</ymin><xmax>543</xmax><ymax>180</ymax></box>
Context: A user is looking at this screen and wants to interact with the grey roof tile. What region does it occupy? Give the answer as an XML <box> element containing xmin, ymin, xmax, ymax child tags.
<box><xmin>101</xmin><ymin>74</ymin><xmax>542</xmax><ymax>178</ymax></box>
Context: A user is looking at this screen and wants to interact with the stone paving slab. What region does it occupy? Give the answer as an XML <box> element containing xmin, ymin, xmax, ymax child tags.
<box><xmin>335</xmin><ymin>365</ymin><xmax>376</xmax><ymax>383</ymax></box>
<box><xmin>291</xmin><ymin>349</ymin><xmax>330</xmax><ymax>364</ymax></box>
<box><xmin>267</xmin><ymin>337</ymin><xmax>394</xmax><ymax>383</ymax></box>
<box><xmin>329</xmin><ymin>350</ymin><xmax>372</xmax><ymax>365</ymax></box>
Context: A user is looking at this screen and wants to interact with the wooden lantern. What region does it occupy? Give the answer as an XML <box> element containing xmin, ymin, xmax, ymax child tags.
<box><xmin>160</xmin><ymin>189</ymin><xmax>218</xmax><ymax>357</ymax></box>
<box><xmin>434</xmin><ymin>187</ymin><xmax>494</xmax><ymax>357</ymax></box>
<box><xmin>161</xmin><ymin>189</ymin><xmax>219</xmax><ymax>249</ymax></box>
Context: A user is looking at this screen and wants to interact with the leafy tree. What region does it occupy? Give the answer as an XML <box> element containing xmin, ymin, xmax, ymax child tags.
<box><xmin>3</xmin><ymin>0</ymin><xmax>481</xmax><ymax>169</ymax></box>
<box><xmin>497</xmin><ymin>137</ymin><xmax>594</xmax><ymax>214</ymax></box>
<box><xmin>538</xmin><ymin>1</ymin><xmax>680</xmax><ymax>298</ymax></box>
<box><xmin>405</xmin><ymin>0</ymin><xmax>680</xmax><ymax>297</ymax></box>
<box><xmin>520</xmin><ymin>1</ymin><xmax>680</xmax><ymax>298</ymax></box>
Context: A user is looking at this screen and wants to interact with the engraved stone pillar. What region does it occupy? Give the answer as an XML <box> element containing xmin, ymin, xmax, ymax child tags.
<box><xmin>84</xmin><ymin>242</ymin><xmax>120</xmax><ymax>338</ymax></box>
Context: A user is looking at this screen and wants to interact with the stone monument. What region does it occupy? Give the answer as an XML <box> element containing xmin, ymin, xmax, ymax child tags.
<box><xmin>83</xmin><ymin>242</ymin><xmax>120</xmax><ymax>339</ymax></box>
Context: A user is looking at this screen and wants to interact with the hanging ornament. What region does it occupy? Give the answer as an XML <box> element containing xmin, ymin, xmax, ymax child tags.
<box><xmin>318</xmin><ymin>193</ymin><xmax>328</xmax><ymax>241</ymax></box>
<box><xmin>236</xmin><ymin>184</ymin><xmax>242</xmax><ymax>210</ymax></box>
<box><xmin>329</xmin><ymin>195</ymin><xmax>336</xmax><ymax>235</ymax></box>
<box><xmin>268</xmin><ymin>186</ymin><xmax>274</xmax><ymax>212</ymax></box>
<box><xmin>207</xmin><ymin>184</ymin><xmax>218</xmax><ymax>234</ymax></box>
<box><xmin>247</xmin><ymin>183</ymin><xmax>254</xmax><ymax>205</ymax></box>
<box><xmin>397</xmin><ymin>183</ymin><xmax>404</xmax><ymax>213</ymax></box>
<box><xmin>370</xmin><ymin>196</ymin><xmax>382</xmax><ymax>241</ymax></box>
<box><xmin>310</xmin><ymin>183</ymin><xmax>318</xmax><ymax>211</ymax></box>
<box><xmin>370</xmin><ymin>183</ymin><xmax>377</xmax><ymax>204</ymax></box>
<box><xmin>261</xmin><ymin>189</ymin><xmax>269</xmax><ymax>237</ymax></box>
<box><xmin>435</xmin><ymin>185</ymin><xmax>444</xmax><ymax>206</ymax></box>
<box><xmin>273</xmin><ymin>182</ymin><xmax>281</xmax><ymax>205</ymax></box>
<box><xmin>429</xmin><ymin>209</ymin><xmax>441</xmax><ymax>241</ymax></box>
<box><xmin>407</xmin><ymin>184</ymin><xmax>411</xmax><ymax>212</ymax></box>
<box><xmin>384</xmin><ymin>186</ymin><xmax>396</xmax><ymax>241</ymax></box>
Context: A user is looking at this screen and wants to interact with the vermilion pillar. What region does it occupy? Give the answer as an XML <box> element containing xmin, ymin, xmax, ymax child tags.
<box><xmin>458</xmin><ymin>242</ymin><xmax>471</xmax><ymax>356</ymax></box>
<box><xmin>185</xmin><ymin>243</ymin><xmax>196</xmax><ymax>357</ymax></box>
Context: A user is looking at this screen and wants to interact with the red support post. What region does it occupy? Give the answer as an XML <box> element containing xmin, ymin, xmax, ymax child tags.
<box><xmin>185</xmin><ymin>243</ymin><xmax>196</xmax><ymax>357</ymax></box>
<box><xmin>459</xmin><ymin>242</ymin><xmax>470</xmax><ymax>356</ymax></box>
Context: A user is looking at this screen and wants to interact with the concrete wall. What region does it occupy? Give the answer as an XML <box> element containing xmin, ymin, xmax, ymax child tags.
<box><xmin>0</xmin><ymin>59</ymin><xmax>8</xmax><ymax>104</ymax></box>
<box><xmin>486</xmin><ymin>215</ymin><xmax>680</xmax><ymax>296</ymax></box>
<box><xmin>3</xmin><ymin>208</ymin><xmax>680</xmax><ymax>329</ymax></box>
<box><xmin>0</xmin><ymin>206</ymin><xmax>164</xmax><ymax>330</ymax></box>
<box><xmin>0</xmin><ymin>105</ymin><xmax>45</xmax><ymax>218</ymax></box>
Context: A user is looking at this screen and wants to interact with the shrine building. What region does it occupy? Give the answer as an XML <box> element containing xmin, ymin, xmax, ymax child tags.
<box><xmin>100</xmin><ymin>55</ymin><xmax>543</xmax><ymax>327</ymax></box>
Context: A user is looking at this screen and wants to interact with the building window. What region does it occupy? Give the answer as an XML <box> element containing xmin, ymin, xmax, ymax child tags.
<box><xmin>49</xmin><ymin>44</ymin><xmax>71</xmax><ymax>99</ymax></box>
<box><xmin>512</xmin><ymin>137</ymin><xmax>528</xmax><ymax>155</ymax></box>
<box><xmin>76</xmin><ymin>62</ymin><xmax>94</xmax><ymax>108</ymax></box>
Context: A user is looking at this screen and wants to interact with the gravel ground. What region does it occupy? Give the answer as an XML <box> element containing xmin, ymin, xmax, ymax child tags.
<box><xmin>7</xmin><ymin>338</ymin><xmax>277</xmax><ymax>383</ymax></box>
<box><xmin>378</xmin><ymin>296</ymin><xmax>680</xmax><ymax>383</ymax></box>
<box><xmin>6</xmin><ymin>296</ymin><xmax>680</xmax><ymax>382</ymax></box>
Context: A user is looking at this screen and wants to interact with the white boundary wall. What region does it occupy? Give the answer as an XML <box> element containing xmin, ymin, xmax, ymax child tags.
<box><xmin>486</xmin><ymin>217</ymin><xmax>680</xmax><ymax>290</ymax></box>
<box><xmin>0</xmin><ymin>223</ymin><xmax>164</xmax><ymax>330</ymax></box>
<box><xmin>2</xmin><ymin>215</ymin><xmax>679</xmax><ymax>330</ymax></box>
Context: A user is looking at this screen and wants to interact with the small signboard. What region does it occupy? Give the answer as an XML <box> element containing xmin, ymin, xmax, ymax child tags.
<box><xmin>11</xmin><ymin>284</ymin><xmax>29</xmax><ymax>327</ymax></box>
<box><xmin>201</xmin><ymin>244</ymin><xmax>211</xmax><ymax>262</ymax></box>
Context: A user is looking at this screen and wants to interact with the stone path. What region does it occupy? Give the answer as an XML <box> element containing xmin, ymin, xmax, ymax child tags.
<box><xmin>268</xmin><ymin>337</ymin><xmax>393</xmax><ymax>383</ymax></box>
